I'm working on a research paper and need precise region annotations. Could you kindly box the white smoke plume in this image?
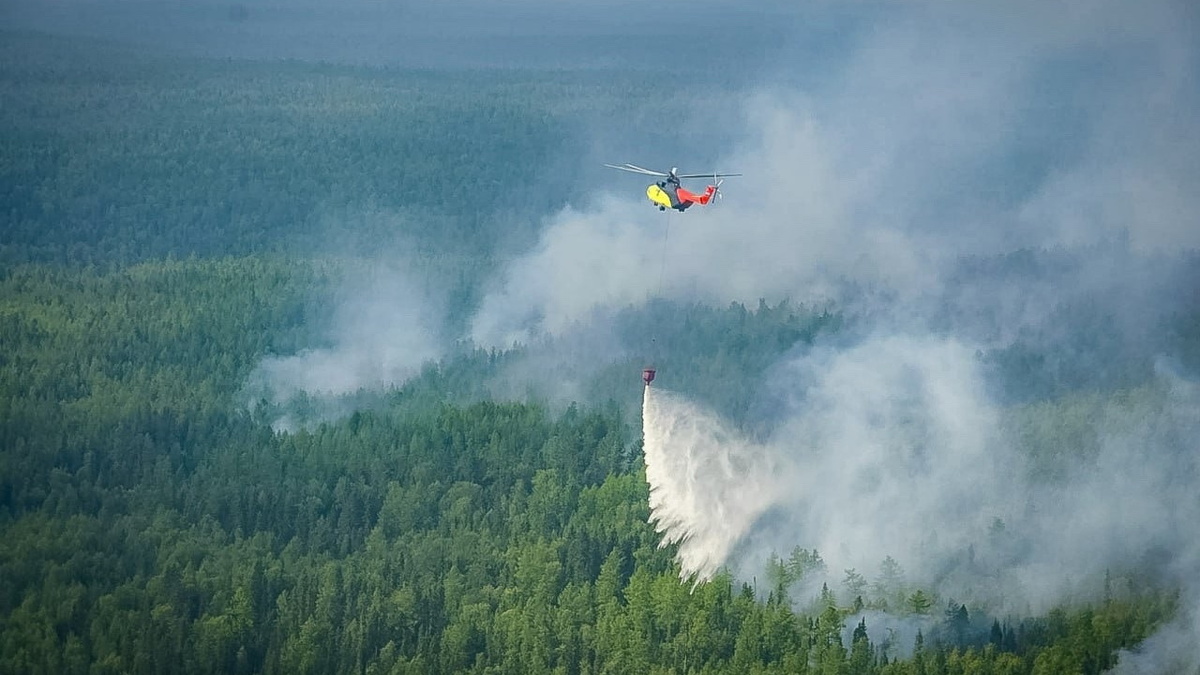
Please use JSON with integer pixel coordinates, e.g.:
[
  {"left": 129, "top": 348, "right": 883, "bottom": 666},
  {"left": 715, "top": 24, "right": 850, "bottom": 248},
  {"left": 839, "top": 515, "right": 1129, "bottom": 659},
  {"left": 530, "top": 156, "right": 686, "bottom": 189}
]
[
  {"left": 469, "top": 1, "right": 1197, "bottom": 351},
  {"left": 1112, "top": 595, "right": 1200, "bottom": 674},
  {"left": 244, "top": 261, "right": 444, "bottom": 429},
  {"left": 464, "top": 5, "right": 1199, "bottom": 663},
  {"left": 640, "top": 336, "right": 1014, "bottom": 585},
  {"left": 471, "top": 2, "right": 1198, "bottom": 664},
  {"left": 641, "top": 339, "right": 1200, "bottom": 666},
  {"left": 470, "top": 199, "right": 662, "bottom": 348},
  {"left": 760, "top": 337, "right": 1013, "bottom": 588}
]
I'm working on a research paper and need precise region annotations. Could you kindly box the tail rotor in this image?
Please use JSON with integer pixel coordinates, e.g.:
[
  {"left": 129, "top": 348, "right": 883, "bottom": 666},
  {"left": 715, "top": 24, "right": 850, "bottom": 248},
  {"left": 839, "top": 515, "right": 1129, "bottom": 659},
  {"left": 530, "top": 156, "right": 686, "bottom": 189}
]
[{"left": 710, "top": 175, "right": 725, "bottom": 204}]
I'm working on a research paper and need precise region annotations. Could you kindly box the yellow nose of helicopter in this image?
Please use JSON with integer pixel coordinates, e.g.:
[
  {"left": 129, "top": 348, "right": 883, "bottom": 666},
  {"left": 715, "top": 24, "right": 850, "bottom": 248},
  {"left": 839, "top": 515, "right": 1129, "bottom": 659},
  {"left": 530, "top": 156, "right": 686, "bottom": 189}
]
[{"left": 646, "top": 184, "right": 672, "bottom": 210}]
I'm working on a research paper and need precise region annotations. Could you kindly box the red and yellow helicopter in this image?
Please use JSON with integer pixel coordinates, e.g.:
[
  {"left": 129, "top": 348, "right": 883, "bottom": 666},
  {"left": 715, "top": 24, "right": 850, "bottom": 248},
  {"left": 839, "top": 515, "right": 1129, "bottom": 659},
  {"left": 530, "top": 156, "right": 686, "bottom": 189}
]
[{"left": 605, "top": 163, "right": 742, "bottom": 212}]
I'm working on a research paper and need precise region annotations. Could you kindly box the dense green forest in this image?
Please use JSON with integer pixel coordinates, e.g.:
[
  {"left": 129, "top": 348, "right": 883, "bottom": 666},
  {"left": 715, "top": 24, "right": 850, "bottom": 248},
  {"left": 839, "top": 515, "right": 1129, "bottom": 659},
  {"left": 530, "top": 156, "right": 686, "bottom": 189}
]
[
  {"left": 0, "top": 259, "right": 1181, "bottom": 674},
  {"left": 2, "top": 30, "right": 1197, "bottom": 674}
]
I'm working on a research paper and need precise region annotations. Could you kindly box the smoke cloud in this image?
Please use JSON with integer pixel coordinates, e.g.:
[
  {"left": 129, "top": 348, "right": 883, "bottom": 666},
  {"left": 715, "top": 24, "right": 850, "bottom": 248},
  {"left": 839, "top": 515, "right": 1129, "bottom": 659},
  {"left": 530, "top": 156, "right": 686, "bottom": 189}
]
[
  {"left": 642, "top": 342, "right": 1200, "bottom": 667},
  {"left": 470, "top": 199, "right": 662, "bottom": 348},
  {"left": 243, "top": 261, "right": 444, "bottom": 429},
  {"left": 640, "top": 335, "right": 1013, "bottom": 586},
  {"left": 591, "top": 1, "right": 1200, "bottom": 667},
  {"left": 470, "top": 1, "right": 1197, "bottom": 349},
  {"left": 1112, "top": 592, "right": 1200, "bottom": 674}
]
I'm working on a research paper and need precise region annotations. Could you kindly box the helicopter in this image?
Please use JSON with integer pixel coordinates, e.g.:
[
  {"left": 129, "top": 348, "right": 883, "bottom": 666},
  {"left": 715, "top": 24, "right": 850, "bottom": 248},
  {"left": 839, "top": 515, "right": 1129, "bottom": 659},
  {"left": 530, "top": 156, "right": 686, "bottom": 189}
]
[{"left": 605, "top": 163, "right": 742, "bottom": 212}]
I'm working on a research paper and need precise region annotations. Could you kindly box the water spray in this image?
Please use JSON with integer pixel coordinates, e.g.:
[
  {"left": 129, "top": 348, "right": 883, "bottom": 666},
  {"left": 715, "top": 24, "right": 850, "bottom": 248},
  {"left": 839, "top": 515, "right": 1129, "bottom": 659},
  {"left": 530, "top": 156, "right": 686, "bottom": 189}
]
[{"left": 641, "top": 385, "right": 780, "bottom": 583}]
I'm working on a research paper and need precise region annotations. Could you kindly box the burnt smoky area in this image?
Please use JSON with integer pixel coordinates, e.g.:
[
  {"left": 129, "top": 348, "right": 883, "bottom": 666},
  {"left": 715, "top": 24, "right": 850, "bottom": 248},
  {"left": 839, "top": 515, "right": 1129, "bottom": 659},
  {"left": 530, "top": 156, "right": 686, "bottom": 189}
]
[{"left": 928, "top": 245, "right": 1200, "bottom": 405}]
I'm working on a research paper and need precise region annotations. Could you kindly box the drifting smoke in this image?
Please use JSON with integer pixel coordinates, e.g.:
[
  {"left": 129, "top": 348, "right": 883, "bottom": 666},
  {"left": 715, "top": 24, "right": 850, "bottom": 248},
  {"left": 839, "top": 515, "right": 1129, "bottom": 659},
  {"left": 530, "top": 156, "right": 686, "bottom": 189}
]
[
  {"left": 641, "top": 338, "right": 1200, "bottom": 663},
  {"left": 618, "top": 9, "right": 1200, "bottom": 668},
  {"left": 243, "top": 262, "right": 444, "bottom": 430},
  {"left": 1112, "top": 594, "right": 1200, "bottom": 674},
  {"left": 758, "top": 337, "right": 1013, "bottom": 591},
  {"left": 470, "top": 199, "right": 663, "bottom": 348},
  {"left": 640, "top": 336, "right": 1014, "bottom": 586},
  {"left": 470, "top": 1, "right": 1198, "bottom": 352}
]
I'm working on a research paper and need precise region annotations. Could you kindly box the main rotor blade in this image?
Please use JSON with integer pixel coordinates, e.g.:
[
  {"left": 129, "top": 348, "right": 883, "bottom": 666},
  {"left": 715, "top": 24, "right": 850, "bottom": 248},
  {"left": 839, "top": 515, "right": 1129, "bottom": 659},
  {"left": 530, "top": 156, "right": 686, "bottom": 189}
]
[
  {"left": 675, "top": 172, "right": 743, "bottom": 179},
  {"left": 605, "top": 164, "right": 741, "bottom": 179},
  {"left": 604, "top": 163, "right": 670, "bottom": 177}
]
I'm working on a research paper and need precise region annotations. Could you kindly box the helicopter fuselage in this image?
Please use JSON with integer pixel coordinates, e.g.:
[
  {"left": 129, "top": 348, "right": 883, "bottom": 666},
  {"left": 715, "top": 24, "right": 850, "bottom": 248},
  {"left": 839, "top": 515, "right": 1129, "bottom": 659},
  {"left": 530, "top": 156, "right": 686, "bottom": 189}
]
[
  {"left": 604, "top": 163, "right": 737, "bottom": 211},
  {"left": 646, "top": 180, "right": 715, "bottom": 212}
]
